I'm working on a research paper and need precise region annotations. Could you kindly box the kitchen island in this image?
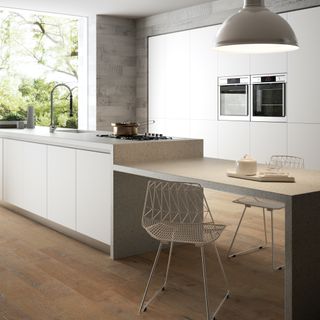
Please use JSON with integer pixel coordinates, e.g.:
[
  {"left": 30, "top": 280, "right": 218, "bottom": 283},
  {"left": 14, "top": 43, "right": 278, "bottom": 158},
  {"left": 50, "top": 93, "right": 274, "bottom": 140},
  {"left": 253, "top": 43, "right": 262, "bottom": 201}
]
[
  {"left": 114, "top": 157, "right": 320, "bottom": 320},
  {"left": 0, "top": 127, "right": 203, "bottom": 253}
]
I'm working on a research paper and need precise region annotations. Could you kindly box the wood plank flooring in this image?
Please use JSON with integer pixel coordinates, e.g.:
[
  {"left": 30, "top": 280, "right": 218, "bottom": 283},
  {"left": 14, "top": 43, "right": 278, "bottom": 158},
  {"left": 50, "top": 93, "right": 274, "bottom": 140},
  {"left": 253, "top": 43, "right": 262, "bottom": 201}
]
[{"left": 0, "top": 190, "right": 284, "bottom": 320}]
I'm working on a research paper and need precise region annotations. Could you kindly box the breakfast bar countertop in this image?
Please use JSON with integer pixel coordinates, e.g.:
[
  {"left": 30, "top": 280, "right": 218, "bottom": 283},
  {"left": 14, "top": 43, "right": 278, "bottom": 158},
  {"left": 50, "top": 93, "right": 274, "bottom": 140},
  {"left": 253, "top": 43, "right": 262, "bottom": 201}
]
[{"left": 114, "top": 157, "right": 320, "bottom": 198}]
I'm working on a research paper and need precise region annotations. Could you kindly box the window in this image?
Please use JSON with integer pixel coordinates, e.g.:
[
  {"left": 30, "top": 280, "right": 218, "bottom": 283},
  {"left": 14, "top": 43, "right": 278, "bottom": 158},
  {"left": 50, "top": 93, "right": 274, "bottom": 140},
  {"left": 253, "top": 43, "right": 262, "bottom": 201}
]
[{"left": 0, "top": 8, "right": 87, "bottom": 128}]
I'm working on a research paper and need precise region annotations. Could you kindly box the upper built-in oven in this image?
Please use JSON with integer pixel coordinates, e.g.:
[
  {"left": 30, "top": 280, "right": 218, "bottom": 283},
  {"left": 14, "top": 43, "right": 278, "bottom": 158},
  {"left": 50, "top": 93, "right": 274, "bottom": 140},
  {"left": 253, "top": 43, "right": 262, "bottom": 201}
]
[
  {"left": 251, "top": 74, "right": 287, "bottom": 122},
  {"left": 218, "top": 76, "right": 250, "bottom": 121}
]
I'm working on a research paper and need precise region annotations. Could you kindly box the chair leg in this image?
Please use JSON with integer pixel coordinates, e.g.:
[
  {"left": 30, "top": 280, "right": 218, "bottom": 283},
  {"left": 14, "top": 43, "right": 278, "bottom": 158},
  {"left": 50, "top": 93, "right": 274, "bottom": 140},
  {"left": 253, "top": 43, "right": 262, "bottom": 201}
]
[
  {"left": 262, "top": 208, "right": 268, "bottom": 245},
  {"left": 271, "top": 210, "right": 285, "bottom": 271},
  {"left": 162, "top": 241, "right": 174, "bottom": 290},
  {"left": 139, "top": 242, "right": 163, "bottom": 313},
  {"left": 212, "top": 243, "right": 230, "bottom": 319},
  {"left": 200, "top": 246, "right": 210, "bottom": 320},
  {"left": 228, "top": 205, "right": 267, "bottom": 258},
  {"left": 200, "top": 245, "right": 230, "bottom": 320},
  {"left": 227, "top": 205, "right": 247, "bottom": 258},
  {"left": 214, "top": 243, "right": 230, "bottom": 292}
]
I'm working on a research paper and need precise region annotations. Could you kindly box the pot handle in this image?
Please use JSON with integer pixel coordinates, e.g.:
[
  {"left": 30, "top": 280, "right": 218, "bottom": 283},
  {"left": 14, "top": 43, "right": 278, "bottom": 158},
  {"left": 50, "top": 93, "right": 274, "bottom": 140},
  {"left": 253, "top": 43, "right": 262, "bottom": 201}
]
[{"left": 138, "top": 120, "right": 155, "bottom": 127}]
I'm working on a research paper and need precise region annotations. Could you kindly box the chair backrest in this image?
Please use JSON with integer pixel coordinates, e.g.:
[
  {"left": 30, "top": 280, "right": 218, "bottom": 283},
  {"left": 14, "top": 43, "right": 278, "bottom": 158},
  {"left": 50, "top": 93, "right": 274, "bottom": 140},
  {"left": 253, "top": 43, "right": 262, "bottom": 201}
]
[
  {"left": 142, "top": 180, "right": 214, "bottom": 228},
  {"left": 269, "top": 155, "right": 304, "bottom": 169}
]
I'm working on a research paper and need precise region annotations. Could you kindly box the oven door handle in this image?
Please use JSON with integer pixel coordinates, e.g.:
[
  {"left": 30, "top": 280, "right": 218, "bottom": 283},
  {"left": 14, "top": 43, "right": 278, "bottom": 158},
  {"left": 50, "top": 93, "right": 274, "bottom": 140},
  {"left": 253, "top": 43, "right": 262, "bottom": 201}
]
[{"left": 282, "top": 83, "right": 286, "bottom": 117}]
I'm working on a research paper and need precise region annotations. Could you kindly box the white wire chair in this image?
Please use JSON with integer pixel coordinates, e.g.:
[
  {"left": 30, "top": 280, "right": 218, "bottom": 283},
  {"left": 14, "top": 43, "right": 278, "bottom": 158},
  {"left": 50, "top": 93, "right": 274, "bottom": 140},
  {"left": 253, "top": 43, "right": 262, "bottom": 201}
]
[
  {"left": 227, "top": 155, "right": 304, "bottom": 270},
  {"left": 139, "top": 180, "right": 230, "bottom": 320},
  {"left": 269, "top": 155, "right": 304, "bottom": 169}
]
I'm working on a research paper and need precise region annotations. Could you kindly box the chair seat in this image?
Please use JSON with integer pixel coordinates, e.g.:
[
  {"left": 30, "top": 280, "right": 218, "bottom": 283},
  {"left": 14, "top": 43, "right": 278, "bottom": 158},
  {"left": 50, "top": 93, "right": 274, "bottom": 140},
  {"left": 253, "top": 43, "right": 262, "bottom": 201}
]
[
  {"left": 233, "top": 196, "right": 285, "bottom": 210},
  {"left": 145, "top": 222, "right": 225, "bottom": 245}
]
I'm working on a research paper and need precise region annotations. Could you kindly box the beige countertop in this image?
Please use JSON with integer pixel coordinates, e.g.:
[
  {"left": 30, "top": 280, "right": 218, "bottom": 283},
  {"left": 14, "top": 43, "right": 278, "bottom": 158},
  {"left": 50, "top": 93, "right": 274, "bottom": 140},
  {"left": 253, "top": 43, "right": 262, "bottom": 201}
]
[{"left": 114, "top": 157, "right": 320, "bottom": 197}]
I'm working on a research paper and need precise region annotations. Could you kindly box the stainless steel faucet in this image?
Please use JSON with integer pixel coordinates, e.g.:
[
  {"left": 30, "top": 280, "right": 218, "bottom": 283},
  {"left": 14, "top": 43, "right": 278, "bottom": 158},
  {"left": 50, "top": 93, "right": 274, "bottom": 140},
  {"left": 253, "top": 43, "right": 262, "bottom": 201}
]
[{"left": 50, "top": 83, "right": 73, "bottom": 133}]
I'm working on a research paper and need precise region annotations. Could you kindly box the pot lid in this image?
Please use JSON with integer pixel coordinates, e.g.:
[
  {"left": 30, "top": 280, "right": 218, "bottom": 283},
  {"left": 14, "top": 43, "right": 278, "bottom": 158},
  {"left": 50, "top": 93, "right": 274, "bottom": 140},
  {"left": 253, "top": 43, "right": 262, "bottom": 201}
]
[
  {"left": 239, "top": 154, "right": 256, "bottom": 162},
  {"left": 111, "top": 122, "right": 139, "bottom": 127}
]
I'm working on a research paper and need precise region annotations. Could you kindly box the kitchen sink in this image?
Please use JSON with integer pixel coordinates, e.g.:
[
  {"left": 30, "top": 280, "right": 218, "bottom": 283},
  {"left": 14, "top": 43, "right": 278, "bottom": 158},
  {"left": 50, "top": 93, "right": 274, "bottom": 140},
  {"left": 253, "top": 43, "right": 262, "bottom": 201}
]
[{"left": 54, "top": 129, "right": 92, "bottom": 134}]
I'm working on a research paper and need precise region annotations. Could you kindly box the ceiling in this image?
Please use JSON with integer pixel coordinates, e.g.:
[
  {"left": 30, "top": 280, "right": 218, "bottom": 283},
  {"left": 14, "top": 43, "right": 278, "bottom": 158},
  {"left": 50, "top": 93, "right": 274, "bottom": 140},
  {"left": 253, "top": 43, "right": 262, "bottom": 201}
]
[{"left": 0, "top": 0, "right": 212, "bottom": 18}]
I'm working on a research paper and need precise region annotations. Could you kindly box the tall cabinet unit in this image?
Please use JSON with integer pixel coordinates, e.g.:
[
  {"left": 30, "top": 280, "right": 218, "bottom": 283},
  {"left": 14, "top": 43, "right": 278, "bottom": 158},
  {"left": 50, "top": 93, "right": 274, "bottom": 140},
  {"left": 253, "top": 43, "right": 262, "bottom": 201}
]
[
  {"left": 148, "top": 25, "right": 220, "bottom": 157},
  {"left": 287, "top": 7, "right": 320, "bottom": 169},
  {"left": 189, "top": 25, "right": 219, "bottom": 157},
  {"left": 148, "top": 30, "right": 190, "bottom": 138},
  {"left": 148, "top": 34, "right": 167, "bottom": 133},
  {"left": 76, "top": 150, "right": 112, "bottom": 245}
]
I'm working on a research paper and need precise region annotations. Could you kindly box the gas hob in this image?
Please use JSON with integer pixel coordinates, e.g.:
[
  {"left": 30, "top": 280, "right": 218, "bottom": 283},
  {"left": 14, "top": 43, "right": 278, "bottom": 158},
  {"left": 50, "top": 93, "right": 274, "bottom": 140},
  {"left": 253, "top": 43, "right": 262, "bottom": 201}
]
[{"left": 96, "top": 133, "right": 172, "bottom": 141}]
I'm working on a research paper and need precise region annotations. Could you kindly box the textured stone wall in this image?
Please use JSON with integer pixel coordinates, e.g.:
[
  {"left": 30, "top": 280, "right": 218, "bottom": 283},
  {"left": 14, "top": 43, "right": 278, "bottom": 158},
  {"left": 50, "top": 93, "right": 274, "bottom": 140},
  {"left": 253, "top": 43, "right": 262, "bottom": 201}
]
[
  {"left": 135, "top": 0, "right": 320, "bottom": 123},
  {"left": 96, "top": 16, "right": 136, "bottom": 131}
]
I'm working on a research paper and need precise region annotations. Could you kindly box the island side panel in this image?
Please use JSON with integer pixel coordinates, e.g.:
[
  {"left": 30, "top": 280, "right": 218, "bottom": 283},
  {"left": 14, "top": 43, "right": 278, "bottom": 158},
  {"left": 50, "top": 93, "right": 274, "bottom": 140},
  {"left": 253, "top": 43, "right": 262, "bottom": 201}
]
[
  {"left": 289, "top": 191, "right": 320, "bottom": 319},
  {"left": 112, "top": 171, "right": 158, "bottom": 259},
  {"left": 113, "top": 139, "right": 203, "bottom": 165}
]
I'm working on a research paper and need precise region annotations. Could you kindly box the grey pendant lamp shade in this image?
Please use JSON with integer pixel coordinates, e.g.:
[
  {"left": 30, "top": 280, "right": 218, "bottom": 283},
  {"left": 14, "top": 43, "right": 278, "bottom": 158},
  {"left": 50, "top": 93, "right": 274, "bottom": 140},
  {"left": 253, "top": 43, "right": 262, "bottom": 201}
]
[{"left": 215, "top": 0, "right": 299, "bottom": 53}]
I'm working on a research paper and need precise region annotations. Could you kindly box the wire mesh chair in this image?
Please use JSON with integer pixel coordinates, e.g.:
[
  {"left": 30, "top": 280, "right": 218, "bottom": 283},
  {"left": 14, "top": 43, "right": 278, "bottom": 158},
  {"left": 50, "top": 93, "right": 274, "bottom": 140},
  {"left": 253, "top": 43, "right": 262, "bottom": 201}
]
[
  {"left": 227, "top": 155, "right": 304, "bottom": 270},
  {"left": 139, "top": 180, "right": 230, "bottom": 320},
  {"left": 269, "top": 155, "right": 304, "bottom": 169}
]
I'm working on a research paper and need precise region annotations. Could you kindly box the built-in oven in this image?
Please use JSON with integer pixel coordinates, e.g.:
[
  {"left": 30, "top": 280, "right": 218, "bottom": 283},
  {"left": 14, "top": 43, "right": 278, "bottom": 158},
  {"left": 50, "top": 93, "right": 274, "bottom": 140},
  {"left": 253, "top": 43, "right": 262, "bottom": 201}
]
[
  {"left": 251, "top": 74, "right": 287, "bottom": 122},
  {"left": 218, "top": 76, "right": 250, "bottom": 121}
]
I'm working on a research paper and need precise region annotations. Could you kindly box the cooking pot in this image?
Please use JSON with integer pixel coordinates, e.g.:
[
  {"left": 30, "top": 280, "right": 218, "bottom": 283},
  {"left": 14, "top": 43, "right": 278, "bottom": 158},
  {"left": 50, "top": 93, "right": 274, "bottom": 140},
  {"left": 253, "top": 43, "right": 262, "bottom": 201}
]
[
  {"left": 111, "top": 121, "right": 155, "bottom": 136},
  {"left": 111, "top": 122, "right": 139, "bottom": 136}
]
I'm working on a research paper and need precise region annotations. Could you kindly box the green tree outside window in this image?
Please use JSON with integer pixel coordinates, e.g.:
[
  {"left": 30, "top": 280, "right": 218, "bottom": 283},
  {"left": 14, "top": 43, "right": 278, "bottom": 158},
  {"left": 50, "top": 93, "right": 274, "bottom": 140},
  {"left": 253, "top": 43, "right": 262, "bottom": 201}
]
[{"left": 0, "top": 9, "right": 79, "bottom": 128}]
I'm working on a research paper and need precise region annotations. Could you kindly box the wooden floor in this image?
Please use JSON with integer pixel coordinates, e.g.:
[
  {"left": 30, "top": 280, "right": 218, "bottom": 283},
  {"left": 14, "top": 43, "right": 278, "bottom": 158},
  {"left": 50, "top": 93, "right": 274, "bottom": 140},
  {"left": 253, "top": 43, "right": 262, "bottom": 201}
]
[{"left": 0, "top": 190, "right": 284, "bottom": 320}]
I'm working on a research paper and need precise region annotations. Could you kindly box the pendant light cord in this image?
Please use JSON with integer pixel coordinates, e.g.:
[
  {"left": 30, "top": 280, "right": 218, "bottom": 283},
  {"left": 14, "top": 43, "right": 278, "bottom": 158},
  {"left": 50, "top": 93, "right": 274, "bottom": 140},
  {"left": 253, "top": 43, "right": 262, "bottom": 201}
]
[{"left": 244, "top": 0, "right": 265, "bottom": 7}]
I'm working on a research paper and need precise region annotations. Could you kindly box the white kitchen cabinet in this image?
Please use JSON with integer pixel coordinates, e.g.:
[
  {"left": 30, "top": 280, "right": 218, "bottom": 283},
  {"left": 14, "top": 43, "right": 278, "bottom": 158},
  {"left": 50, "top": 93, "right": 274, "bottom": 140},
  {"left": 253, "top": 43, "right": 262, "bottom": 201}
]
[
  {"left": 190, "top": 120, "right": 218, "bottom": 158},
  {"left": 250, "top": 122, "right": 287, "bottom": 164},
  {"left": 76, "top": 150, "right": 112, "bottom": 244},
  {"left": 218, "top": 121, "right": 250, "bottom": 160},
  {"left": 47, "top": 146, "right": 76, "bottom": 230},
  {"left": 217, "top": 32, "right": 250, "bottom": 76},
  {"left": 250, "top": 14, "right": 288, "bottom": 75},
  {"left": 3, "top": 139, "right": 47, "bottom": 216},
  {"left": 288, "top": 123, "right": 320, "bottom": 170},
  {"left": 165, "top": 119, "right": 190, "bottom": 138},
  {"left": 165, "top": 30, "right": 190, "bottom": 120},
  {"left": 288, "top": 7, "right": 320, "bottom": 123},
  {"left": 3, "top": 139, "right": 24, "bottom": 208},
  {"left": 148, "top": 35, "right": 166, "bottom": 120},
  {"left": 190, "top": 25, "right": 219, "bottom": 121},
  {"left": 22, "top": 142, "right": 47, "bottom": 217},
  {"left": 250, "top": 50, "right": 287, "bottom": 75}
]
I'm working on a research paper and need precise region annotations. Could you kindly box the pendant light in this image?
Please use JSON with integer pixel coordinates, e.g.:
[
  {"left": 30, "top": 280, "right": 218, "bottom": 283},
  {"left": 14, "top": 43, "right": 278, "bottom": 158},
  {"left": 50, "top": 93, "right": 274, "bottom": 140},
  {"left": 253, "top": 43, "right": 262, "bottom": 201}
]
[{"left": 215, "top": 0, "right": 299, "bottom": 53}]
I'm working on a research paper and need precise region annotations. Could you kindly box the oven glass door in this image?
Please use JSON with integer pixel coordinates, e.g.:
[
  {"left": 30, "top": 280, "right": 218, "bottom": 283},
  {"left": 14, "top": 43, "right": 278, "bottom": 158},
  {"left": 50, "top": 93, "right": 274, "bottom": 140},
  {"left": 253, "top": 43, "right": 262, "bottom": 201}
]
[
  {"left": 220, "top": 85, "right": 248, "bottom": 116},
  {"left": 252, "top": 83, "right": 285, "bottom": 117}
]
